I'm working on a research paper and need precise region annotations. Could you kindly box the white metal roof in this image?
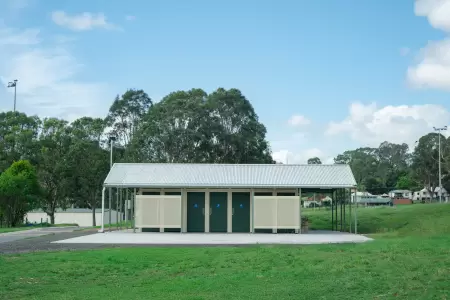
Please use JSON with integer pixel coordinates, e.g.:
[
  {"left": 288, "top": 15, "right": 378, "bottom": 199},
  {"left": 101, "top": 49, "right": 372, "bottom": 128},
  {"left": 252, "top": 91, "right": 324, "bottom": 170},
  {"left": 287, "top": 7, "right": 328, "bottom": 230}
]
[{"left": 104, "top": 163, "right": 357, "bottom": 188}]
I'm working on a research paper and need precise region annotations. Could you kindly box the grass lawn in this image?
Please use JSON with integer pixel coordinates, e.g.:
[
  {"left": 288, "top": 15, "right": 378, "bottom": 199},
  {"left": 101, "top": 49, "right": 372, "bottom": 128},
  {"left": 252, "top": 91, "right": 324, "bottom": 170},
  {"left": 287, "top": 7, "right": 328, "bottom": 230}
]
[
  {"left": 0, "top": 223, "right": 78, "bottom": 234},
  {"left": 0, "top": 227, "right": 33, "bottom": 234},
  {"left": 305, "top": 203, "right": 450, "bottom": 237},
  {"left": 1, "top": 204, "right": 450, "bottom": 299}
]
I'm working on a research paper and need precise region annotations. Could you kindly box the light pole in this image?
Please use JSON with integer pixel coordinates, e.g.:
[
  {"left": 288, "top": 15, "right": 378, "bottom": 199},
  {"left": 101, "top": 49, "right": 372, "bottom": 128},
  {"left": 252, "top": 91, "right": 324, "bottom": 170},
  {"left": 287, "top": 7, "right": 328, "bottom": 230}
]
[
  {"left": 108, "top": 135, "right": 117, "bottom": 231},
  {"left": 433, "top": 126, "right": 447, "bottom": 203},
  {"left": 7, "top": 79, "right": 18, "bottom": 112}
]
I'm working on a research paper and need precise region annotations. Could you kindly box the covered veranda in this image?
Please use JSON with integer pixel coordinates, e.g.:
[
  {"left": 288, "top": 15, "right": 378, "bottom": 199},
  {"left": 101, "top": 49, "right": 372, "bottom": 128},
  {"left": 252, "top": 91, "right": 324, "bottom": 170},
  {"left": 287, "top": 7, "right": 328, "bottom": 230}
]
[{"left": 99, "top": 163, "right": 358, "bottom": 235}]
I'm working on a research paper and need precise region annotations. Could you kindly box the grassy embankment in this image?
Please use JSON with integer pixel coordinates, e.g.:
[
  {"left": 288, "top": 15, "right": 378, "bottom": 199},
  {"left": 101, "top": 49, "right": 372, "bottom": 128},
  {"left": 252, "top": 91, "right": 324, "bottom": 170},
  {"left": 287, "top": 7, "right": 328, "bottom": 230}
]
[{"left": 1, "top": 204, "right": 450, "bottom": 299}]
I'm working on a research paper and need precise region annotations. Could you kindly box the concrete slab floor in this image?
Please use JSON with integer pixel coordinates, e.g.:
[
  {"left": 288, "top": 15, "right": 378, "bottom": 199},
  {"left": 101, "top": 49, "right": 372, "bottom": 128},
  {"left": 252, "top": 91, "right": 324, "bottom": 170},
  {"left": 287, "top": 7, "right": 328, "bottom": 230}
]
[{"left": 53, "top": 231, "right": 372, "bottom": 245}]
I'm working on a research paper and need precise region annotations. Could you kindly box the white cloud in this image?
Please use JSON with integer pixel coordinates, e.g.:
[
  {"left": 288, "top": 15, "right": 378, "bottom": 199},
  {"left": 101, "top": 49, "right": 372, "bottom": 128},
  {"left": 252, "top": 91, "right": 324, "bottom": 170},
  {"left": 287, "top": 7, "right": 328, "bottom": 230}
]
[
  {"left": 325, "top": 102, "right": 450, "bottom": 148},
  {"left": 272, "top": 148, "right": 326, "bottom": 164},
  {"left": 408, "top": 1, "right": 450, "bottom": 90},
  {"left": 407, "top": 39, "right": 450, "bottom": 90},
  {"left": 287, "top": 114, "right": 310, "bottom": 126},
  {"left": 125, "top": 15, "right": 136, "bottom": 21},
  {"left": 0, "top": 25, "right": 110, "bottom": 121},
  {"left": 415, "top": 0, "right": 450, "bottom": 32},
  {"left": 51, "top": 11, "right": 120, "bottom": 31}
]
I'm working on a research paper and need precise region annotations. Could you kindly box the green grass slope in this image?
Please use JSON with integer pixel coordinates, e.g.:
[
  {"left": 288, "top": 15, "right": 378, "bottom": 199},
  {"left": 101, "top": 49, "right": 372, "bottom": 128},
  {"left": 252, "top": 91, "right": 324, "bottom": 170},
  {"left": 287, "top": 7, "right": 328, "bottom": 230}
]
[{"left": 305, "top": 203, "right": 450, "bottom": 237}]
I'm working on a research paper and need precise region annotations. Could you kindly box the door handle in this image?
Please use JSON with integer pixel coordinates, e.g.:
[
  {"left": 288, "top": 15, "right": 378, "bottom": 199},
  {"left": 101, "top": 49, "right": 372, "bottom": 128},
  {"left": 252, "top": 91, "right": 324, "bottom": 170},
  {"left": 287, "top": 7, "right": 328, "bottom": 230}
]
[
  {"left": 232, "top": 208, "right": 235, "bottom": 215},
  {"left": 209, "top": 208, "right": 212, "bottom": 215},
  {"left": 202, "top": 208, "right": 205, "bottom": 215}
]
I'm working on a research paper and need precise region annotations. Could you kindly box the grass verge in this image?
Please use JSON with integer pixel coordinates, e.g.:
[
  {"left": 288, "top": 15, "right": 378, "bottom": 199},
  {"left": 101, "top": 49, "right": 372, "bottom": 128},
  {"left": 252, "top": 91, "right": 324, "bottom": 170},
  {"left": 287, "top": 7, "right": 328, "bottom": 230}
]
[
  {"left": 0, "top": 227, "right": 33, "bottom": 234},
  {"left": 0, "top": 223, "right": 78, "bottom": 234}
]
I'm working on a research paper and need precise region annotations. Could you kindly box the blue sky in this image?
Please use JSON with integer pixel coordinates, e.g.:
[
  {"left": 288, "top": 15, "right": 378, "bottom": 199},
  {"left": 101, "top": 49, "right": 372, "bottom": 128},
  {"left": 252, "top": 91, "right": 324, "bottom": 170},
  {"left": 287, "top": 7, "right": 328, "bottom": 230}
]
[{"left": 1, "top": 0, "right": 450, "bottom": 163}]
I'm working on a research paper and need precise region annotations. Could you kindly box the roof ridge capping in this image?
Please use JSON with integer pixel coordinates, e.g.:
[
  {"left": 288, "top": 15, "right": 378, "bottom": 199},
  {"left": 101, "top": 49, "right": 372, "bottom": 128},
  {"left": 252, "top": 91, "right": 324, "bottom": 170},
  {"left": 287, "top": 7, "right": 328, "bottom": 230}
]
[{"left": 112, "top": 163, "right": 348, "bottom": 167}]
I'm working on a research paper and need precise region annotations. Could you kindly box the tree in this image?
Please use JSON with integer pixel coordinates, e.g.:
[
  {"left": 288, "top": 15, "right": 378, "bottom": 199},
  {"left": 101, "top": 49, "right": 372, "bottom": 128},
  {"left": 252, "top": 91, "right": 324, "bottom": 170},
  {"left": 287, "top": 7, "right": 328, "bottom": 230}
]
[
  {"left": 105, "top": 89, "right": 152, "bottom": 146},
  {"left": 37, "top": 118, "right": 73, "bottom": 224},
  {"left": 0, "top": 112, "right": 40, "bottom": 172},
  {"left": 0, "top": 160, "right": 41, "bottom": 227},
  {"left": 396, "top": 174, "right": 419, "bottom": 191},
  {"left": 411, "top": 133, "right": 441, "bottom": 201},
  {"left": 334, "top": 142, "right": 413, "bottom": 194},
  {"left": 206, "top": 88, "right": 274, "bottom": 163},
  {"left": 334, "top": 148, "right": 379, "bottom": 188},
  {"left": 127, "top": 89, "right": 209, "bottom": 163},
  {"left": 307, "top": 157, "right": 322, "bottom": 164},
  {"left": 67, "top": 117, "right": 110, "bottom": 226},
  {"left": 71, "top": 117, "right": 106, "bottom": 146},
  {"left": 362, "top": 176, "right": 384, "bottom": 194},
  {"left": 128, "top": 88, "right": 274, "bottom": 164},
  {"left": 377, "top": 141, "right": 411, "bottom": 189}
]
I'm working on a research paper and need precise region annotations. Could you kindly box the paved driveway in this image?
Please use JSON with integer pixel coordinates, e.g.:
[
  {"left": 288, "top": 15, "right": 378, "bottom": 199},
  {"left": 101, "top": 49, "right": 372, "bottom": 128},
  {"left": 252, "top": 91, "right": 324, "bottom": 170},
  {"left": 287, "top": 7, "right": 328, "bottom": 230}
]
[
  {"left": 0, "top": 227, "right": 80, "bottom": 244},
  {"left": 0, "top": 228, "right": 119, "bottom": 254}
]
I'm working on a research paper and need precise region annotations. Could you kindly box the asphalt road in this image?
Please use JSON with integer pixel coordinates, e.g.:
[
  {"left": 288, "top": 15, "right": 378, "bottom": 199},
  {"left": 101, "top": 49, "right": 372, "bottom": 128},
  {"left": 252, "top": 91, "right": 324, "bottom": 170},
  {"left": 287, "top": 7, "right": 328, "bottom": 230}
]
[
  {"left": 0, "top": 228, "right": 125, "bottom": 254},
  {"left": 0, "top": 227, "right": 80, "bottom": 244}
]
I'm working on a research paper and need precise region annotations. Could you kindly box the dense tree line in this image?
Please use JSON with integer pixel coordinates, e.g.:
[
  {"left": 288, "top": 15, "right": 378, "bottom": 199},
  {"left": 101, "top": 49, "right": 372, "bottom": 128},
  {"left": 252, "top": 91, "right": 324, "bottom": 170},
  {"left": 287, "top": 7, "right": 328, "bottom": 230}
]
[
  {"left": 327, "top": 137, "right": 450, "bottom": 198},
  {"left": 1, "top": 86, "right": 448, "bottom": 226},
  {"left": 0, "top": 88, "right": 274, "bottom": 227}
]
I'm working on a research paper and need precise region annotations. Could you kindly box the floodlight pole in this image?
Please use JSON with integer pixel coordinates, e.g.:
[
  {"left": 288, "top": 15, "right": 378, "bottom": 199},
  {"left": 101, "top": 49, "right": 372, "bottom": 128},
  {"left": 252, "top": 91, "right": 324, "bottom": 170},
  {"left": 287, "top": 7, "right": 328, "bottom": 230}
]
[
  {"left": 7, "top": 79, "right": 18, "bottom": 112},
  {"left": 434, "top": 126, "right": 447, "bottom": 203}
]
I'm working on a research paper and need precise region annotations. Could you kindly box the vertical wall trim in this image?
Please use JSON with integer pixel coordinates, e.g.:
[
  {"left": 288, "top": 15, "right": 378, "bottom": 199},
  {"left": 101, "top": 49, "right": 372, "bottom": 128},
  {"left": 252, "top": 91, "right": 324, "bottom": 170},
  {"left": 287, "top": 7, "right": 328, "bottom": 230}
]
[
  {"left": 133, "top": 188, "right": 136, "bottom": 233},
  {"left": 205, "top": 189, "right": 210, "bottom": 233},
  {"left": 182, "top": 189, "right": 187, "bottom": 232},
  {"left": 227, "top": 189, "right": 232, "bottom": 232},
  {"left": 299, "top": 188, "right": 302, "bottom": 234},
  {"left": 272, "top": 189, "right": 276, "bottom": 233},
  {"left": 160, "top": 189, "right": 165, "bottom": 232},
  {"left": 251, "top": 188, "right": 254, "bottom": 233}
]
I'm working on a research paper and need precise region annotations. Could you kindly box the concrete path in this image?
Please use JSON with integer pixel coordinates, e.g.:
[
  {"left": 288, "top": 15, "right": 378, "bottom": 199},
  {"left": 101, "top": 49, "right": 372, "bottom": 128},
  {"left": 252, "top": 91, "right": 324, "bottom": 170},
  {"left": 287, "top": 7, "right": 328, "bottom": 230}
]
[
  {"left": 54, "top": 231, "right": 372, "bottom": 245},
  {"left": 0, "top": 227, "right": 80, "bottom": 244}
]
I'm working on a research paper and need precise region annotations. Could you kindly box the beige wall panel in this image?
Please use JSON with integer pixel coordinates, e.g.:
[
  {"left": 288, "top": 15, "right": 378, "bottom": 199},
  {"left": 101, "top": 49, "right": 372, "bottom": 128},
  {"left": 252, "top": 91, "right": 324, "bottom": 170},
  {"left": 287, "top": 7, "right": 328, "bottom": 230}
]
[
  {"left": 135, "top": 195, "right": 159, "bottom": 227},
  {"left": 161, "top": 196, "right": 182, "bottom": 228},
  {"left": 276, "top": 196, "right": 300, "bottom": 229},
  {"left": 253, "top": 196, "right": 277, "bottom": 229}
]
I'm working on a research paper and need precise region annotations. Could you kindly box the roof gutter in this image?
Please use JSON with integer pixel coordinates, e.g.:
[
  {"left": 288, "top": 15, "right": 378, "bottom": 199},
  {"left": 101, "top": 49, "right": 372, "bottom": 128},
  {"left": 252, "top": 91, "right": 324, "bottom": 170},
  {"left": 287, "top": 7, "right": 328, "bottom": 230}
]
[{"left": 103, "top": 184, "right": 357, "bottom": 189}]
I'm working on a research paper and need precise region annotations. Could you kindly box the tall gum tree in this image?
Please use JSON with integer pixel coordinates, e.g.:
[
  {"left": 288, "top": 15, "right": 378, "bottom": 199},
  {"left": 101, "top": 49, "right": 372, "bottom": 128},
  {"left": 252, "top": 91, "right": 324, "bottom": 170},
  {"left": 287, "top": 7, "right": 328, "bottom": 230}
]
[
  {"left": 127, "top": 88, "right": 274, "bottom": 164},
  {"left": 105, "top": 89, "right": 153, "bottom": 146},
  {"left": 37, "top": 118, "right": 72, "bottom": 224},
  {"left": 67, "top": 117, "right": 110, "bottom": 226},
  {"left": 411, "top": 133, "right": 441, "bottom": 201}
]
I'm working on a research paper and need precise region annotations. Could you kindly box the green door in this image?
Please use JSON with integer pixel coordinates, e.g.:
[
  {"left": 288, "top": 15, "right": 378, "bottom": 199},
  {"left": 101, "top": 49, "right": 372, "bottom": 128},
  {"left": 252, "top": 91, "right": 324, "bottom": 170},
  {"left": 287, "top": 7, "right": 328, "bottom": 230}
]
[
  {"left": 187, "top": 192, "right": 205, "bottom": 232},
  {"left": 232, "top": 192, "right": 250, "bottom": 232},
  {"left": 209, "top": 192, "right": 228, "bottom": 232}
]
